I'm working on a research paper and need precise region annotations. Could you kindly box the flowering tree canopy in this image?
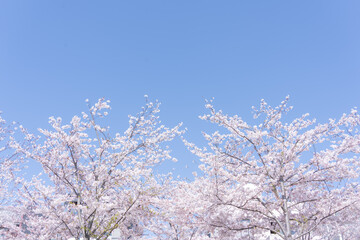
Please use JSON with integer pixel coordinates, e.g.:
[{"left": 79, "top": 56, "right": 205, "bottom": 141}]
[
  {"left": 14, "top": 98, "right": 182, "bottom": 240},
  {"left": 176, "top": 97, "right": 360, "bottom": 240},
  {"left": 1, "top": 97, "right": 360, "bottom": 240},
  {"left": 0, "top": 114, "right": 27, "bottom": 237}
]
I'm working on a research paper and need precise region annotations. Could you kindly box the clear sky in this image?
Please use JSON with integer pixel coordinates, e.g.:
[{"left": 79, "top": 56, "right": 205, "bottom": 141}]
[{"left": 1, "top": 1, "right": 360, "bottom": 178}]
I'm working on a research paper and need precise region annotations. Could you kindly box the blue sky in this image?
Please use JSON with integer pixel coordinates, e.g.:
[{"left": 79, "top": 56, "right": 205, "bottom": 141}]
[{"left": 1, "top": 1, "right": 360, "bottom": 178}]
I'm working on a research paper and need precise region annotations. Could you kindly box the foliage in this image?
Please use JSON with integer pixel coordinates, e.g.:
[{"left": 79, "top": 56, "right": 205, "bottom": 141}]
[
  {"left": 168, "top": 97, "right": 360, "bottom": 240},
  {"left": 1, "top": 97, "right": 360, "bottom": 240},
  {"left": 12, "top": 98, "right": 182, "bottom": 240}
]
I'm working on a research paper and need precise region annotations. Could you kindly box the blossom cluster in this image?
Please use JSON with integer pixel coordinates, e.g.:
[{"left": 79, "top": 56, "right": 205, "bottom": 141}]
[{"left": 0, "top": 97, "right": 359, "bottom": 240}]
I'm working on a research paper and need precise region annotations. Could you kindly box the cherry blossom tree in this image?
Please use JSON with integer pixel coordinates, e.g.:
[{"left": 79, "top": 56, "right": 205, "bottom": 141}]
[
  {"left": 178, "top": 97, "right": 360, "bottom": 240},
  {"left": 0, "top": 114, "right": 16, "bottom": 203},
  {"left": 143, "top": 179, "right": 210, "bottom": 240},
  {"left": 0, "top": 114, "right": 27, "bottom": 238},
  {"left": 14, "top": 98, "right": 182, "bottom": 240},
  {"left": 316, "top": 202, "right": 360, "bottom": 240}
]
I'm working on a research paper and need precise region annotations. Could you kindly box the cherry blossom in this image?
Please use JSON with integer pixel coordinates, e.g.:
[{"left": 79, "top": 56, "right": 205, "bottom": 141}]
[
  {"left": 175, "top": 97, "right": 360, "bottom": 240},
  {"left": 14, "top": 98, "right": 182, "bottom": 240}
]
